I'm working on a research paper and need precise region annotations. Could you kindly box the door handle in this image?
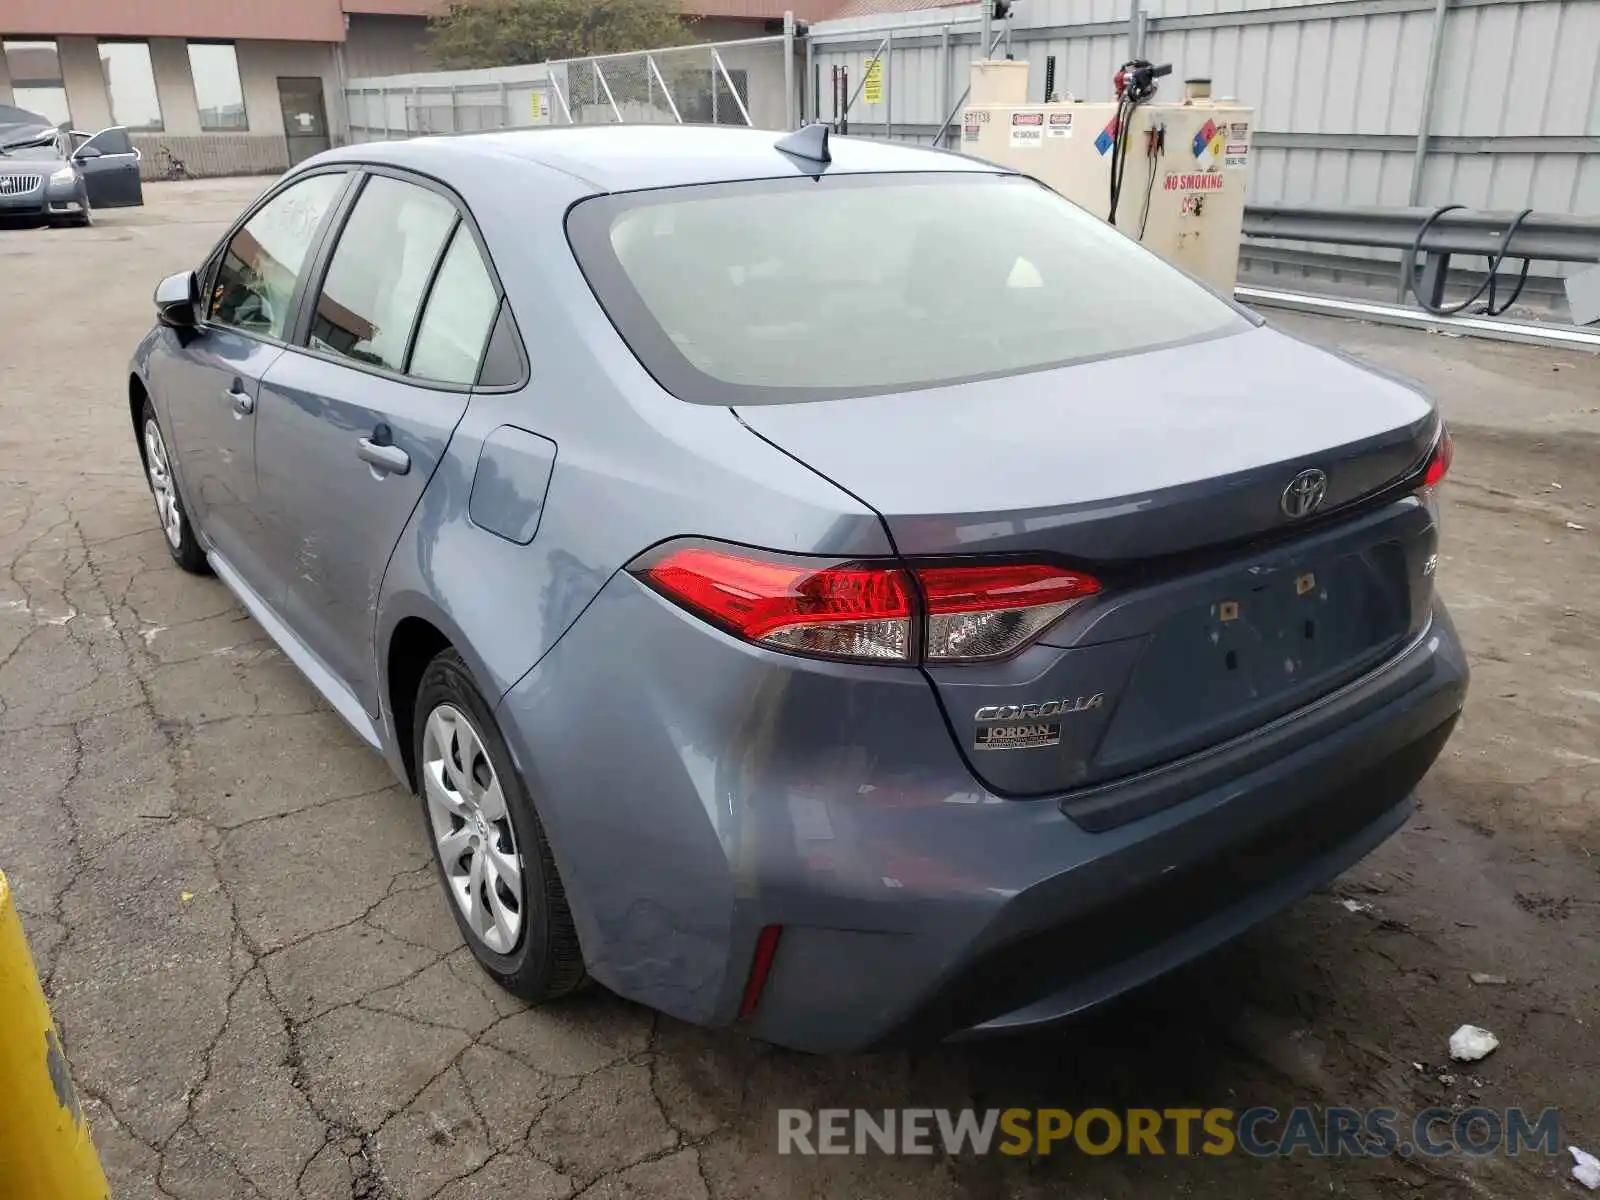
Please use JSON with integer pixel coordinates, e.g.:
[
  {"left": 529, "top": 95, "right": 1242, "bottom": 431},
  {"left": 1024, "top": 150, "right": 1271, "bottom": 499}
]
[
  {"left": 357, "top": 436, "right": 410, "bottom": 476},
  {"left": 223, "top": 387, "right": 254, "bottom": 416}
]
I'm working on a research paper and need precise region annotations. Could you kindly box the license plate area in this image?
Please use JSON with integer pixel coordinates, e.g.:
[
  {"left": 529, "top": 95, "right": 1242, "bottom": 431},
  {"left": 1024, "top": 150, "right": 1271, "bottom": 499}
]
[{"left": 1093, "top": 544, "right": 1411, "bottom": 775}]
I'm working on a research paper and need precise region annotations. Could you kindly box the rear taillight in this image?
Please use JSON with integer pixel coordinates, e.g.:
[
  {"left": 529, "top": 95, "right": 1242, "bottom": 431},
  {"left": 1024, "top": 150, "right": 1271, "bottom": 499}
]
[
  {"left": 919, "top": 563, "right": 1100, "bottom": 661},
  {"left": 635, "top": 543, "right": 1099, "bottom": 665},
  {"left": 641, "top": 546, "right": 913, "bottom": 661},
  {"left": 1424, "top": 426, "right": 1453, "bottom": 488}
]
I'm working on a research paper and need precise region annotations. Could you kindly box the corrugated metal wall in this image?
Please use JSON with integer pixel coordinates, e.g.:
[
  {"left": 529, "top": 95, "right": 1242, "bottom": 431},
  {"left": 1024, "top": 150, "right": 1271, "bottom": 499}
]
[
  {"left": 336, "top": 0, "right": 1596, "bottom": 304},
  {"left": 807, "top": 0, "right": 1600, "bottom": 298},
  {"left": 810, "top": 0, "right": 1600, "bottom": 216}
]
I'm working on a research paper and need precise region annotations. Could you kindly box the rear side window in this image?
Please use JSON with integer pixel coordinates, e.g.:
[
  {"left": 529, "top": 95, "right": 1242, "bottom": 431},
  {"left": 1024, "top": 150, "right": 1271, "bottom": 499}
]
[
  {"left": 567, "top": 172, "right": 1248, "bottom": 404},
  {"left": 409, "top": 226, "right": 499, "bottom": 385},
  {"left": 309, "top": 175, "right": 456, "bottom": 372},
  {"left": 209, "top": 172, "right": 345, "bottom": 340}
]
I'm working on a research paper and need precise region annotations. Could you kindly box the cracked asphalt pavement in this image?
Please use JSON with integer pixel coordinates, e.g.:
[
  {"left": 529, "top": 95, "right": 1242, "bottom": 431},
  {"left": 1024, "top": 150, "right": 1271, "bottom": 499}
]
[{"left": 1, "top": 180, "right": 1597, "bottom": 1200}]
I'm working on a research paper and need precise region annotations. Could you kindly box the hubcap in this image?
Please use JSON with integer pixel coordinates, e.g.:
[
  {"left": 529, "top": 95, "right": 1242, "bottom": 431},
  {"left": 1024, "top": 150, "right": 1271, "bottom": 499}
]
[
  {"left": 422, "top": 704, "right": 525, "bottom": 954},
  {"left": 143, "top": 419, "right": 183, "bottom": 550}
]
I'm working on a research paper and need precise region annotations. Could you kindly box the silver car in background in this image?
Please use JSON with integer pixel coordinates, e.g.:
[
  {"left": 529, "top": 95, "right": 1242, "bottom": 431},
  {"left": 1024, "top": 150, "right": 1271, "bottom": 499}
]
[{"left": 0, "top": 111, "right": 143, "bottom": 225}]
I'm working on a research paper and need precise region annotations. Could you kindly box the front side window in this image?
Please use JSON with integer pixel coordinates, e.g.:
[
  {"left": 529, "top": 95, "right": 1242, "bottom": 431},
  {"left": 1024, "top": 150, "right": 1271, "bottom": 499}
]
[
  {"left": 567, "top": 172, "right": 1249, "bottom": 405},
  {"left": 79, "top": 126, "right": 134, "bottom": 157},
  {"left": 308, "top": 176, "right": 456, "bottom": 372},
  {"left": 98, "top": 41, "right": 163, "bottom": 130},
  {"left": 209, "top": 173, "right": 346, "bottom": 340},
  {"left": 3, "top": 40, "right": 70, "bottom": 128},
  {"left": 409, "top": 228, "right": 499, "bottom": 385},
  {"left": 188, "top": 43, "right": 248, "bottom": 132}
]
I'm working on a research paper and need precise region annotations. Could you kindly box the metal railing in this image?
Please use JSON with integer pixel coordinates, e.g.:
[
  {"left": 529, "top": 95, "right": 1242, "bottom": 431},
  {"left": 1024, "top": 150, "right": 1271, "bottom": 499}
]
[
  {"left": 1240, "top": 202, "right": 1600, "bottom": 343},
  {"left": 1243, "top": 206, "right": 1600, "bottom": 266},
  {"left": 344, "top": 24, "right": 798, "bottom": 144},
  {"left": 1242, "top": 204, "right": 1600, "bottom": 312}
]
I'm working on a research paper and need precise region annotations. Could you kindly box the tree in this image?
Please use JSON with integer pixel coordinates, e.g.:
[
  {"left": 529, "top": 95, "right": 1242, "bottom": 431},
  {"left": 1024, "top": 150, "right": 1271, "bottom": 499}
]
[{"left": 427, "top": 0, "right": 698, "bottom": 69}]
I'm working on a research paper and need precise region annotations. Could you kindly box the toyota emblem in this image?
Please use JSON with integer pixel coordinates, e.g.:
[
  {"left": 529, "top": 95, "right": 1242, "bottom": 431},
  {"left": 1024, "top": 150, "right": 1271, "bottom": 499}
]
[{"left": 1280, "top": 469, "right": 1328, "bottom": 519}]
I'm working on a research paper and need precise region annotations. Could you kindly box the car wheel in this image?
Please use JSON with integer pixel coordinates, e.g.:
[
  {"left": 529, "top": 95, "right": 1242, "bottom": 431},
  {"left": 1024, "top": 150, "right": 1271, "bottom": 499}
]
[
  {"left": 140, "top": 399, "right": 208, "bottom": 574},
  {"left": 75, "top": 201, "right": 92, "bottom": 227},
  {"left": 414, "top": 650, "right": 586, "bottom": 1002}
]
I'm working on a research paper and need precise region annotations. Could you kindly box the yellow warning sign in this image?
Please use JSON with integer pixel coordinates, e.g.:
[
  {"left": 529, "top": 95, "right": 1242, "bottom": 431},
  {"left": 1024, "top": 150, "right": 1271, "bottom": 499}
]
[
  {"left": 862, "top": 56, "right": 883, "bottom": 104},
  {"left": 530, "top": 90, "right": 544, "bottom": 120}
]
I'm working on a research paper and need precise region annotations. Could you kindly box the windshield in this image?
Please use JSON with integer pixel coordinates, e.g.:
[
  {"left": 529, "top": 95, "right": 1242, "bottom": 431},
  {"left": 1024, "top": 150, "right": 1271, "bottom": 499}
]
[
  {"left": 566, "top": 172, "right": 1249, "bottom": 405},
  {"left": 0, "top": 134, "right": 60, "bottom": 160}
]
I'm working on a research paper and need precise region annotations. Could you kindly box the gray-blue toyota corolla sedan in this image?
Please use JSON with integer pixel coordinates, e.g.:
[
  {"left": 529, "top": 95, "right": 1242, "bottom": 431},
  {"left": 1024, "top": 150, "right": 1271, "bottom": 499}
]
[{"left": 128, "top": 124, "right": 1467, "bottom": 1053}]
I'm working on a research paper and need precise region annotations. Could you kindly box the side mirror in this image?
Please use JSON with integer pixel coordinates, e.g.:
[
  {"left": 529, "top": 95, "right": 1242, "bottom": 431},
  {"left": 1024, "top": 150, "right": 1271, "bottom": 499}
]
[
  {"left": 154, "top": 271, "right": 199, "bottom": 330},
  {"left": 73, "top": 145, "right": 102, "bottom": 160}
]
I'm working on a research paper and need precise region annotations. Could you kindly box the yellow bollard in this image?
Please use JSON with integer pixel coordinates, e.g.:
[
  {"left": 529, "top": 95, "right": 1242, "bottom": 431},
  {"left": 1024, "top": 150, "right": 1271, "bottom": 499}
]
[{"left": 0, "top": 871, "right": 110, "bottom": 1200}]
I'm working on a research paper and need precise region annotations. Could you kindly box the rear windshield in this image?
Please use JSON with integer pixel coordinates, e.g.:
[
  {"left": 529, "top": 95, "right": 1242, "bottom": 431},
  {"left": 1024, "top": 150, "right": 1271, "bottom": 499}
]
[{"left": 566, "top": 171, "right": 1249, "bottom": 405}]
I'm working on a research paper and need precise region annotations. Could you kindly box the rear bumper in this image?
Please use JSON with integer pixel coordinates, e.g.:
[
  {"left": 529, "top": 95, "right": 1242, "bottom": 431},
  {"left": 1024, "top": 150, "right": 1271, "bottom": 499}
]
[
  {"left": 495, "top": 577, "right": 1467, "bottom": 1054},
  {"left": 910, "top": 710, "right": 1450, "bottom": 1043}
]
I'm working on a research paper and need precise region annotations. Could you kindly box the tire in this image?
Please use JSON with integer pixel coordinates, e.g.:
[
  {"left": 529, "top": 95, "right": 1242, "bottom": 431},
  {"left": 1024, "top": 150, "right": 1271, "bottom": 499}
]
[
  {"left": 140, "top": 399, "right": 209, "bottom": 574},
  {"left": 413, "top": 650, "right": 586, "bottom": 1002}
]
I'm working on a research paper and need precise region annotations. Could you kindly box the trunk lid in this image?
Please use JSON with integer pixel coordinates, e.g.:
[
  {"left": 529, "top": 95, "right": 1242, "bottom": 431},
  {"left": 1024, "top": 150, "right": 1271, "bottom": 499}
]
[
  {"left": 736, "top": 325, "right": 1441, "bottom": 802},
  {"left": 735, "top": 326, "right": 1435, "bottom": 561}
]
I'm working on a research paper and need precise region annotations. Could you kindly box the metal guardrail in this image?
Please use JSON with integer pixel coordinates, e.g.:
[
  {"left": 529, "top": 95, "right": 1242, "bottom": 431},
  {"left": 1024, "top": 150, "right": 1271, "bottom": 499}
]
[
  {"left": 1242, "top": 203, "right": 1600, "bottom": 318},
  {"left": 1242, "top": 205, "right": 1600, "bottom": 265},
  {"left": 1237, "top": 203, "right": 1600, "bottom": 346}
]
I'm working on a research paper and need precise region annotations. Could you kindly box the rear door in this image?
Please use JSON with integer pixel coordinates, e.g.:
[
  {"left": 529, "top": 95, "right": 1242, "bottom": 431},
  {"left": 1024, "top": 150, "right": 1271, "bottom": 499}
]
[
  {"left": 156, "top": 168, "right": 350, "bottom": 598},
  {"left": 73, "top": 126, "right": 143, "bottom": 206},
  {"left": 253, "top": 169, "right": 500, "bottom": 713}
]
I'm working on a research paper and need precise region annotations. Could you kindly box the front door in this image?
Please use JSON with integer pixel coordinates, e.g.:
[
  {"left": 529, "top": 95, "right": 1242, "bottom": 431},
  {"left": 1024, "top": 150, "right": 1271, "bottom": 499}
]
[
  {"left": 74, "top": 126, "right": 143, "bottom": 206},
  {"left": 159, "top": 169, "right": 350, "bottom": 600},
  {"left": 277, "top": 78, "right": 331, "bottom": 166},
  {"left": 254, "top": 173, "right": 486, "bottom": 710}
]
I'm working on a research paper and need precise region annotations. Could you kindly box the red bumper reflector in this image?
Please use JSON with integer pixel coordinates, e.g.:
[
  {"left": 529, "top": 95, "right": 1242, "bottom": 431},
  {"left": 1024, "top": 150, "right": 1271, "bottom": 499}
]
[{"left": 739, "top": 924, "right": 783, "bottom": 1019}]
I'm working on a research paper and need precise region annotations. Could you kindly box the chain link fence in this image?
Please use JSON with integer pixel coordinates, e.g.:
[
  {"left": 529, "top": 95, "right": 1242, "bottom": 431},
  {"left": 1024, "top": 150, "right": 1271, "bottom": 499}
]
[{"left": 344, "top": 34, "right": 795, "bottom": 143}]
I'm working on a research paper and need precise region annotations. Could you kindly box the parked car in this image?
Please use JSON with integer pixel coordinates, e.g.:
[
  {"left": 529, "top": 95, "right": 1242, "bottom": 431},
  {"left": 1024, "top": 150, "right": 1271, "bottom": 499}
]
[
  {"left": 0, "top": 118, "right": 143, "bottom": 226},
  {"left": 127, "top": 125, "right": 1468, "bottom": 1053}
]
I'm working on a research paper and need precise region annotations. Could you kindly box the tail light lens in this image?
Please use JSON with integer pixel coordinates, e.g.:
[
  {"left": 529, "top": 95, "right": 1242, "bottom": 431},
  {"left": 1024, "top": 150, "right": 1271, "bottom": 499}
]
[
  {"left": 635, "top": 543, "right": 1099, "bottom": 665},
  {"left": 1423, "top": 425, "right": 1453, "bottom": 488},
  {"left": 640, "top": 546, "right": 913, "bottom": 661},
  {"left": 919, "top": 563, "right": 1100, "bottom": 661}
]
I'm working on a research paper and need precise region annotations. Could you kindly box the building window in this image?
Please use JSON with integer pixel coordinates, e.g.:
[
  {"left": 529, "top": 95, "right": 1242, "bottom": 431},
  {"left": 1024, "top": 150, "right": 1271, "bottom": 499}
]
[
  {"left": 187, "top": 43, "right": 248, "bottom": 132},
  {"left": 3, "top": 40, "right": 70, "bottom": 128},
  {"left": 98, "top": 41, "right": 163, "bottom": 130}
]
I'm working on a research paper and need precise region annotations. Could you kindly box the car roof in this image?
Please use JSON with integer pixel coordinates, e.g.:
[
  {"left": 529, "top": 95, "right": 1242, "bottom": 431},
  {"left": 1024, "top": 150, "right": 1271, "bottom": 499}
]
[{"left": 319, "top": 123, "right": 1006, "bottom": 194}]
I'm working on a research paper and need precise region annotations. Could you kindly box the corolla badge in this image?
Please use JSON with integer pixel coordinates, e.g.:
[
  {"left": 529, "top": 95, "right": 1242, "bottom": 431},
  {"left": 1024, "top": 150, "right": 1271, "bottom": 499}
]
[
  {"left": 1280, "top": 469, "right": 1328, "bottom": 519},
  {"left": 974, "top": 695, "right": 1104, "bottom": 722}
]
